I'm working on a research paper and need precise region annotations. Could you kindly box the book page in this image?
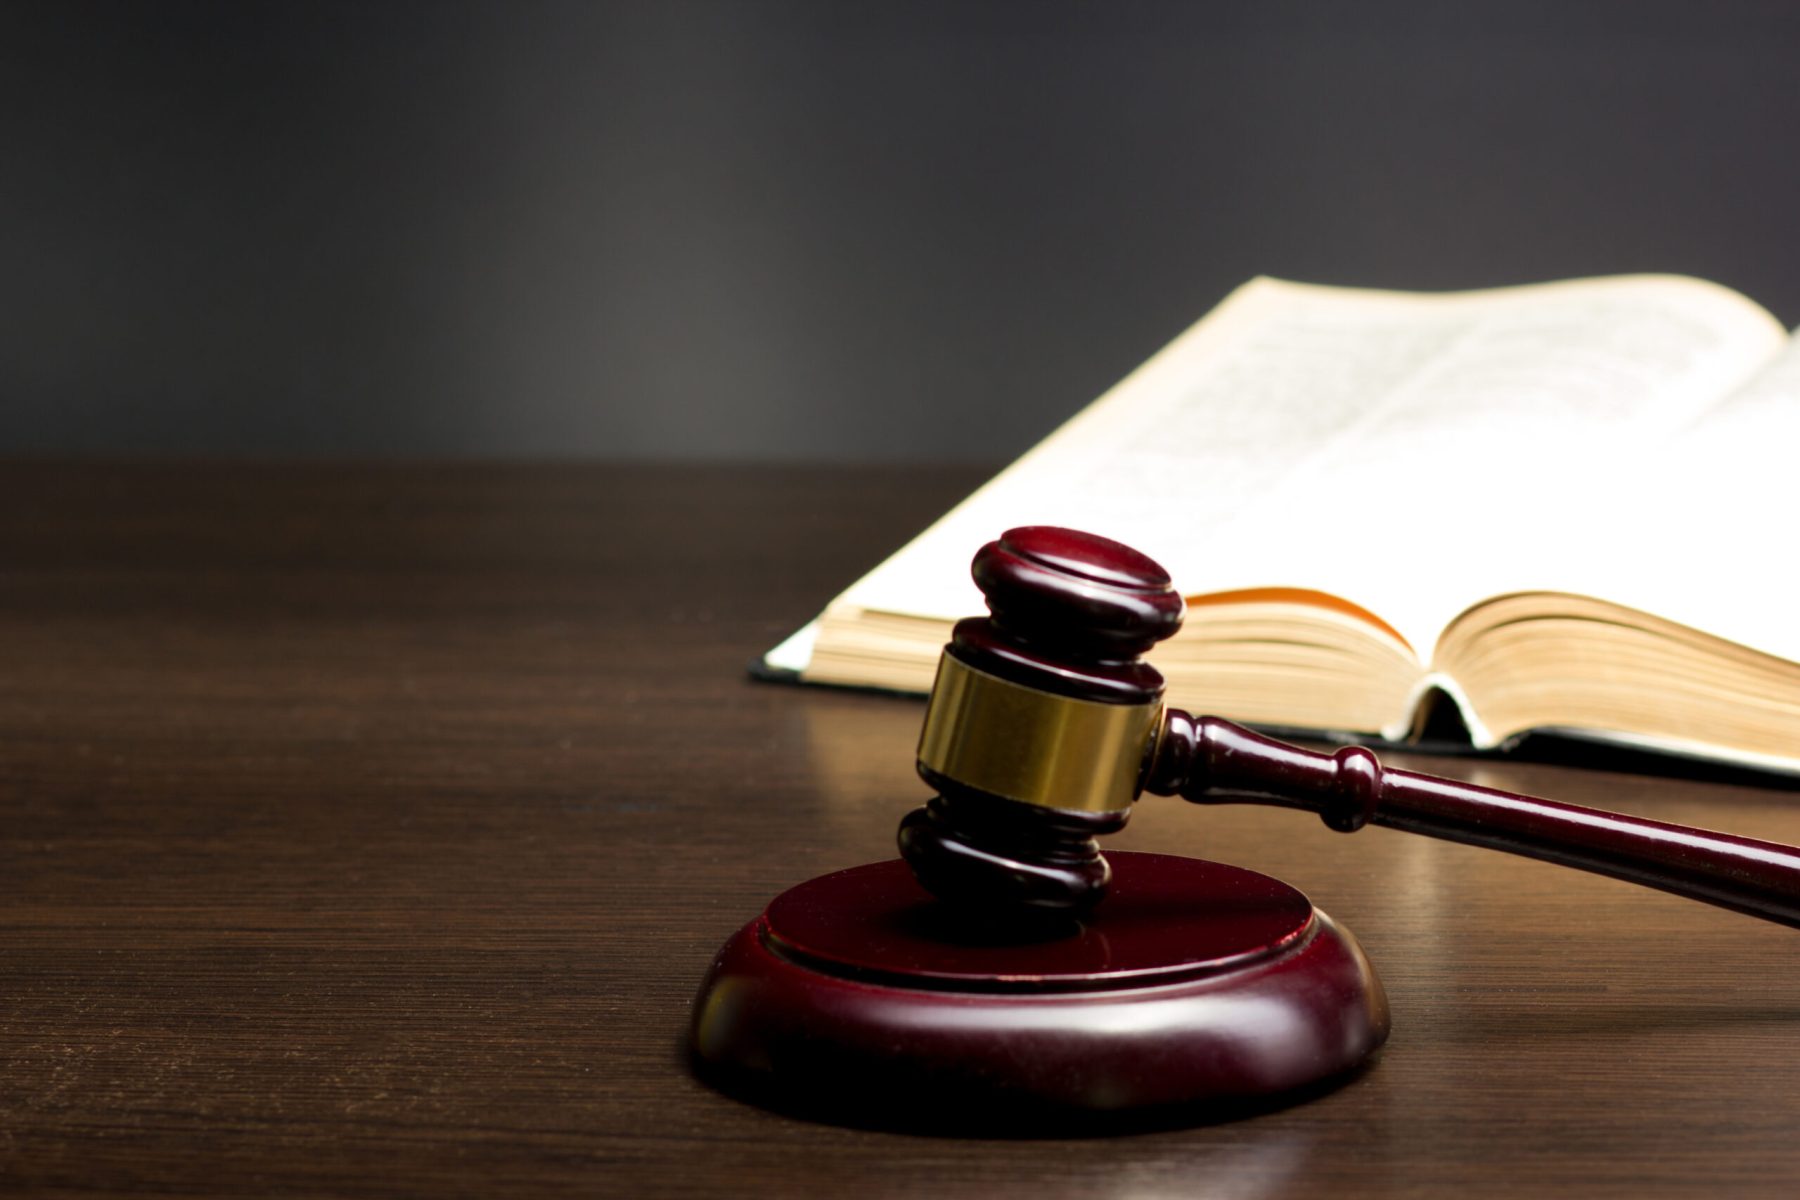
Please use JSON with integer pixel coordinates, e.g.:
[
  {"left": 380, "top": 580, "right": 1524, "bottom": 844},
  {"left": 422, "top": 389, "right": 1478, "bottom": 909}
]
[
  {"left": 1498, "top": 328, "right": 1800, "bottom": 661},
  {"left": 830, "top": 276, "right": 1784, "bottom": 653}
]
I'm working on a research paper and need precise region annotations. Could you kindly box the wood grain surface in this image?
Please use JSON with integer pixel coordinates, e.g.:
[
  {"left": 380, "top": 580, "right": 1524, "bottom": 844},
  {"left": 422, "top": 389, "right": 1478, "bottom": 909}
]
[{"left": 3, "top": 461, "right": 1799, "bottom": 1198}]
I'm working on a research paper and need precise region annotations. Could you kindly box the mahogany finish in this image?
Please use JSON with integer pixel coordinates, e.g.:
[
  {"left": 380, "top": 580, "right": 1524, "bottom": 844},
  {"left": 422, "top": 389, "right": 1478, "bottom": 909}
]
[
  {"left": 904, "top": 527, "right": 1800, "bottom": 933},
  {"left": 7, "top": 462, "right": 1800, "bottom": 1196},
  {"left": 692, "top": 854, "right": 1388, "bottom": 1123},
  {"left": 902, "top": 528, "right": 1180, "bottom": 911},
  {"left": 1152, "top": 713, "right": 1800, "bottom": 930}
]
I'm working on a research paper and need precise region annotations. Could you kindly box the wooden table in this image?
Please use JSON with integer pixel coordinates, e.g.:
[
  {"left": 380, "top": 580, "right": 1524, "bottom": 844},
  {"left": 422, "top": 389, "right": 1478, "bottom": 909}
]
[{"left": 4, "top": 461, "right": 1799, "bottom": 1197}]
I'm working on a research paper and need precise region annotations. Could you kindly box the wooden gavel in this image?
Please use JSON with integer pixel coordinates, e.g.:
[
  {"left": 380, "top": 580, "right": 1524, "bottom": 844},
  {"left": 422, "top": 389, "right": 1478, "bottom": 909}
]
[{"left": 898, "top": 526, "right": 1800, "bottom": 927}]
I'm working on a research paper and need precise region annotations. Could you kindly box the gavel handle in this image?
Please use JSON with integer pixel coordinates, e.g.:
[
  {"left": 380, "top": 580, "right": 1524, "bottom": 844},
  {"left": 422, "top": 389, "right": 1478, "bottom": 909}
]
[{"left": 1147, "top": 711, "right": 1800, "bottom": 930}]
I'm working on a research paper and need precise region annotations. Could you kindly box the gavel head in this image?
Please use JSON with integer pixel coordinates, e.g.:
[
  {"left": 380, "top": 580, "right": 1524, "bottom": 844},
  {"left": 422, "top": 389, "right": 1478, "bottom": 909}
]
[{"left": 897, "top": 526, "right": 1185, "bottom": 919}]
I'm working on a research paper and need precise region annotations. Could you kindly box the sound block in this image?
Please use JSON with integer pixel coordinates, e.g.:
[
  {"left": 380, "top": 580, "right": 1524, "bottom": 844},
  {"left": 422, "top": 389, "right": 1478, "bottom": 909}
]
[{"left": 690, "top": 852, "right": 1388, "bottom": 1128}]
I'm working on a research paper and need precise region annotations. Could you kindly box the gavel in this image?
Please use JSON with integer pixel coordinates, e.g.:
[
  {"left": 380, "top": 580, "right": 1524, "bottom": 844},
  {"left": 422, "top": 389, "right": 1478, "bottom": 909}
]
[
  {"left": 898, "top": 525, "right": 1800, "bottom": 927},
  {"left": 691, "top": 524, "right": 1800, "bottom": 1123}
]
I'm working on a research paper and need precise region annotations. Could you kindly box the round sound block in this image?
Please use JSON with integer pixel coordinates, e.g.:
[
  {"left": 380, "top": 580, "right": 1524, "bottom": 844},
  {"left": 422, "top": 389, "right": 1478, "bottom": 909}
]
[{"left": 690, "top": 852, "right": 1388, "bottom": 1126}]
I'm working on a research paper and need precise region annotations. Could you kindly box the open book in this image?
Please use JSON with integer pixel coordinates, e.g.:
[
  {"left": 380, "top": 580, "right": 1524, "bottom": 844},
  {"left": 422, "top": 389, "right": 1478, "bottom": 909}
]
[{"left": 766, "top": 275, "right": 1800, "bottom": 772}]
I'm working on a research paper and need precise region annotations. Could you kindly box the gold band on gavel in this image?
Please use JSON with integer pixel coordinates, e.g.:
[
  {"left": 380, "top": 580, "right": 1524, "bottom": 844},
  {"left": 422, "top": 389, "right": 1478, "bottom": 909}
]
[{"left": 915, "top": 653, "right": 1163, "bottom": 814}]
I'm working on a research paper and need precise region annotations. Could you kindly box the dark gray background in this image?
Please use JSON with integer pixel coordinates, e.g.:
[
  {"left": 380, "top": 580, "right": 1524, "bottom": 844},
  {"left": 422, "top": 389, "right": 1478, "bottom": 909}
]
[{"left": 5, "top": 1, "right": 1798, "bottom": 461}]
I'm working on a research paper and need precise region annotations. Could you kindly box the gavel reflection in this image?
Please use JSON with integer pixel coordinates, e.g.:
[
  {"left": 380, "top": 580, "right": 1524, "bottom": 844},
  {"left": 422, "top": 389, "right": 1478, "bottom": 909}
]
[{"left": 898, "top": 526, "right": 1800, "bottom": 926}]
